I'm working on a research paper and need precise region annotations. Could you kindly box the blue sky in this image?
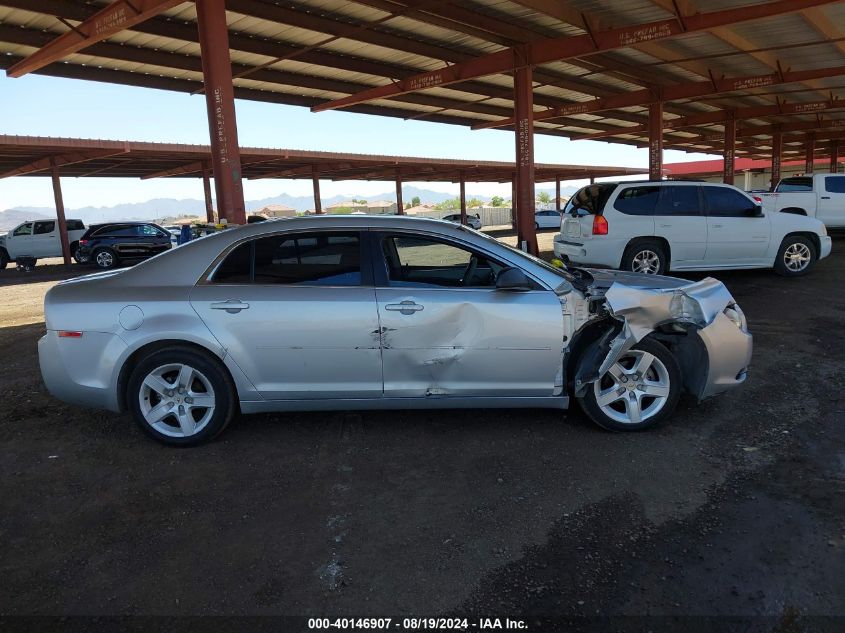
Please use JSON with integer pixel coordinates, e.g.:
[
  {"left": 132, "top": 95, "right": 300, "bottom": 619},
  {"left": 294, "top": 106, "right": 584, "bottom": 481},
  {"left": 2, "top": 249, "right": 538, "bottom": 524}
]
[{"left": 0, "top": 73, "right": 712, "bottom": 209}]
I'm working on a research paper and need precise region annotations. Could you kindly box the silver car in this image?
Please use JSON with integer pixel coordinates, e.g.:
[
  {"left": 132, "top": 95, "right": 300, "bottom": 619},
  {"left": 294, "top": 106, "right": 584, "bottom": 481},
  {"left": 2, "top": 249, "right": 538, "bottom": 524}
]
[
  {"left": 442, "top": 213, "right": 482, "bottom": 230},
  {"left": 39, "top": 216, "right": 752, "bottom": 446}
]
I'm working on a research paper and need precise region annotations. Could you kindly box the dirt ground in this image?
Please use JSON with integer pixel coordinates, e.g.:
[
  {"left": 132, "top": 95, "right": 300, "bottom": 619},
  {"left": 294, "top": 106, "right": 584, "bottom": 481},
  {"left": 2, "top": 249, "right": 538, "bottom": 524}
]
[{"left": 0, "top": 230, "right": 842, "bottom": 630}]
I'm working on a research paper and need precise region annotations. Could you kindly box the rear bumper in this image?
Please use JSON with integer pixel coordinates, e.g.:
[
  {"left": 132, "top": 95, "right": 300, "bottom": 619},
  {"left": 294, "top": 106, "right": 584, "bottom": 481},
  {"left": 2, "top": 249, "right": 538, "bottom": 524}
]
[
  {"left": 39, "top": 330, "right": 126, "bottom": 412},
  {"left": 697, "top": 313, "right": 753, "bottom": 399},
  {"left": 553, "top": 235, "right": 624, "bottom": 268}
]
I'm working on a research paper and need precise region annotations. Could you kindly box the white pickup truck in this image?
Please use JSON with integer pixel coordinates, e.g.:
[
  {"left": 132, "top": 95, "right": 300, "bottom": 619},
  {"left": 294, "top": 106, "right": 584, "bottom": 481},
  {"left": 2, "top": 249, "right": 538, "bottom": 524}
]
[
  {"left": 0, "top": 219, "right": 86, "bottom": 269},
  {"left": 756, "top": 174, "right": 845, "bottom": 228}
]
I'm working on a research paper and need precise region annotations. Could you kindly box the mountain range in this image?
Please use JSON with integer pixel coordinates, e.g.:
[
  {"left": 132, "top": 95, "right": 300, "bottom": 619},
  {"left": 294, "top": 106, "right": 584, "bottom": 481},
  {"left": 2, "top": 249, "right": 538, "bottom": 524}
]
[{"left": 0, "top": 185, "right": 580, "bottom": 231}]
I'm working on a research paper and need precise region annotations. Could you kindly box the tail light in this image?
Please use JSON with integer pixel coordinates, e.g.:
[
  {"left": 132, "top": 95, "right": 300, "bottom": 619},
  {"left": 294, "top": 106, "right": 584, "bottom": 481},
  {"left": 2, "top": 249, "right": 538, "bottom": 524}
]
[
  {"left": 592, "top": 215, "right": 609, "bottom": 235},
  {"left": 752, "top": 196, "right": 762, "bottom": 204},
  {"left": 79, "top": 239, "right": 88, "bottom": 245},
  {"left": 58, "top": 331, "right": 83, "bottom": 338}
]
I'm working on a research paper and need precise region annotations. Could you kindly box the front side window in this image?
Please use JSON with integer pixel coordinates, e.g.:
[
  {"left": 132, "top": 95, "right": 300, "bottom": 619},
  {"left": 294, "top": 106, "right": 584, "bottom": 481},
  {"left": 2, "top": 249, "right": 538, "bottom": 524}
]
[
  {"left": 381, "top": 235, "right": 506, "bottom": 288},
  {"left": 702, "top": 186, "right": 757, "bottom": 217},
  {"left": 33, "top": 221, "right": 55, "bottom": 234},
  {"left": 825, "top": 176, "right": 845, "bottom": 193},
  {"left": 614, "top": 186, "right": 661, "bottom": 215},
  {"left": 13, "top": 223, "right": 32, "bottom": 236},
  {"left": 212, "top": 232, "right": 362, "bottom": 286},
  {"left": 655, "top": 186, "right": 701, "bottom": 216}
]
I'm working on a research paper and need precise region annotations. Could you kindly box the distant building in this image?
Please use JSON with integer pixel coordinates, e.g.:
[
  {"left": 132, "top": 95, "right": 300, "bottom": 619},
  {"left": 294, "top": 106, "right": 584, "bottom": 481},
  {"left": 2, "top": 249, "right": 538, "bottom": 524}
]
[
  {"left": 256, "top": 204, "right": 296, "bottom": 218},
  {"left": 326, "top": 200, "right": 397, "bottom": 214}
]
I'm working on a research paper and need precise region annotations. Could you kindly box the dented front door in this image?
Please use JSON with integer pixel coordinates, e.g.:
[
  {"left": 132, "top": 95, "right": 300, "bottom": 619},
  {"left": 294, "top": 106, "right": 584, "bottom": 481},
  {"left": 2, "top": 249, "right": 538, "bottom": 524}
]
[{"left": 373, "top": 233, "right": 565, "bottom": 398}]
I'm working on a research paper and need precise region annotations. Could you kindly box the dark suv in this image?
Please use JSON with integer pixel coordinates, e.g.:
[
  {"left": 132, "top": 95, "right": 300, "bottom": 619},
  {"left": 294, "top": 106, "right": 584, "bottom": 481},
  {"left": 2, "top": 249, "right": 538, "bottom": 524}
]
[{"left": 77, "top": 222, "right": 172, "bottom": 269}]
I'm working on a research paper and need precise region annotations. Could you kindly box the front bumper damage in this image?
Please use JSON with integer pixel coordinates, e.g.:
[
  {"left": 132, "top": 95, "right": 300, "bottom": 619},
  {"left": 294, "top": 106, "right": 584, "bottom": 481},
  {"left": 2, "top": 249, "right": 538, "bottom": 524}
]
[{"left": 572, "top": 276, "right": 752, "bottom": 401}]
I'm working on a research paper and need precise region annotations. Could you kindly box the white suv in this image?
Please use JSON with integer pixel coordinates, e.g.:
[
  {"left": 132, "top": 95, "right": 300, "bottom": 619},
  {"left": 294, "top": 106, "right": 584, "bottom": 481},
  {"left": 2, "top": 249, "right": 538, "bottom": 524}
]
[{"left": 553, "top": 181, "right": 832, "bottom": 277}]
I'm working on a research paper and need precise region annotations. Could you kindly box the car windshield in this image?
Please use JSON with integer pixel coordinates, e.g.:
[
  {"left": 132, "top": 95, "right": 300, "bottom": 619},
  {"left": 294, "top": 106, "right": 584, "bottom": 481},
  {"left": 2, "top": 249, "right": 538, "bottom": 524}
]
[{"left": 457, "top": 225, "right": 579, "bottom": 285}]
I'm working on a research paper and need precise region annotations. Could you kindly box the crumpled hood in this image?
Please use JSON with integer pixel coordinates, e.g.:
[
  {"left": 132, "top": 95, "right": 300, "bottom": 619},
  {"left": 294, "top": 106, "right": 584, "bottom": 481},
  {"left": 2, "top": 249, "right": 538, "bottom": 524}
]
[{"left": 580, "top": 267, "right": 690, "bottom": 292}]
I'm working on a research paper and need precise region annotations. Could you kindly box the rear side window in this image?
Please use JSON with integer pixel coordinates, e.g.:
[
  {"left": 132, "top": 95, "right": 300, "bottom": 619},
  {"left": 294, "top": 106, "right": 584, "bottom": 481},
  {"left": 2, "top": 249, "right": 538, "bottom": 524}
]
[
  {"left": 614, "top": 186, "right": 661, "bottom": 215},
  {"left": 93, "top": 224, "right": 134, "bottom": 237},
  {"left": 825, "top": 176, "right": 845, "bottom": 193},
  {"left": 66, "top": 220, "right": 84, "bottom": 231},
  {"left": 212, "top": 232, "right": 362, "bottom": 286},
  {"left": 776, "top": 177, "right": 813, "bottom": 192},
  {"left": 655, "top": 186, "right": 701, "bottom": 216},
  {"left": 702, "top": 186, "right": 757, "bottom": 217},
  {"left": 33, "top": 221, "right": 55, "bottom": 234}
]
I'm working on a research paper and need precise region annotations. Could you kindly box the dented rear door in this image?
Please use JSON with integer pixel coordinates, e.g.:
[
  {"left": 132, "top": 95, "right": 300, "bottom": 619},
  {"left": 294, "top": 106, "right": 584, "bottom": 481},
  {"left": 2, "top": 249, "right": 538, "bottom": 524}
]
[{"left": 373, "top": 232, "right": 565, "bottom": 398}]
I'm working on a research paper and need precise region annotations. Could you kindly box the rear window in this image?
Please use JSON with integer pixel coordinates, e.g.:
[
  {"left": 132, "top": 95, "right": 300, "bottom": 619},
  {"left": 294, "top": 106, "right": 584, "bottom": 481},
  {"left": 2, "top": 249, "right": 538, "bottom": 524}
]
[
  {"left": 614, "top": 186, "right": 661, "bottom": 215},
  {"left": 66, "top": 220, "right": 85, "bottom": 231},
  {"left": 775, "top": 177, "right": 813, "bottom": 192},
  {"left": 568, "top": 183, "right": 617, "bottom": 215},
  {"left": 825, "top": 176, "right": 845, "bottom": 193}
]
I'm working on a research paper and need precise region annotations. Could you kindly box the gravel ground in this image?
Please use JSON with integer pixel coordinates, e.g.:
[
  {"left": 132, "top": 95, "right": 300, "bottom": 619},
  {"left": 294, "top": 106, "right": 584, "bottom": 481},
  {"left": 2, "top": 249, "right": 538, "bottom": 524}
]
[{"left": 0, "top": 231, "right": 842, "bottom": 630}]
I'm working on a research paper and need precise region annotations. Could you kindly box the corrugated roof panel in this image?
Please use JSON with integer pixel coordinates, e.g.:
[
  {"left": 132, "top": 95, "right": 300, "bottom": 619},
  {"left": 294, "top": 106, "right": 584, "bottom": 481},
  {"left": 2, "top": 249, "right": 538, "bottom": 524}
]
[
  {"left": 319, "top": 39, "right": 444, "bottom": 69},
  {"left": 562, "top": 0, "right": 673, "bottom": 27}
]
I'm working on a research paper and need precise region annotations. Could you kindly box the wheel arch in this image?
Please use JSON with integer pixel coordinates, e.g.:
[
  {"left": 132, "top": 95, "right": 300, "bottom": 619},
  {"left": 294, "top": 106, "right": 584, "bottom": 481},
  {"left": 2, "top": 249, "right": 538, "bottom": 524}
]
[
  {"left": 780, "top": 231, "right": 820, "bottom": 256},
  {"left": 780, "top": 207, "right": 807, "bottom": 216},
  {"left": 116, "top": 339, "right": 239, "bottom": 413},
  {"left": 620, "top": 236, "right": 672, "bottom": 270}
]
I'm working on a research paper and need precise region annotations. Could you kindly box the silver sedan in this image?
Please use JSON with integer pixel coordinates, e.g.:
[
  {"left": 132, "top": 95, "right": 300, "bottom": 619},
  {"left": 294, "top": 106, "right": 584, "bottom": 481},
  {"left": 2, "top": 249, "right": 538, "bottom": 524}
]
[{"left": 39, "top": 216, "right": 752, "bottom": 446}]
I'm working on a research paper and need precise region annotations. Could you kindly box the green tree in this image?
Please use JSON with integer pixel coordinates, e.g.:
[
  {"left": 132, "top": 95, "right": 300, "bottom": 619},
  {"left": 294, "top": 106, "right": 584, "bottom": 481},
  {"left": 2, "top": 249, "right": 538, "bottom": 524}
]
[
  {"left": 467, "top": 198, "right": 483, "bottom": 208},
  {"left": 536, "top": 191, "right": 552, "bottom": 208},
  {"left": 351, "top": 198, "right": 367, "bottom": 205},
  {"left": 434, "top": 197, "right": 460, "bottom": 211},
  {"left": 490, "top": 195, "right": 505, "bottom": 207},
  {"left": 411, "top": 196, "right": 421, "bottom": 206}
]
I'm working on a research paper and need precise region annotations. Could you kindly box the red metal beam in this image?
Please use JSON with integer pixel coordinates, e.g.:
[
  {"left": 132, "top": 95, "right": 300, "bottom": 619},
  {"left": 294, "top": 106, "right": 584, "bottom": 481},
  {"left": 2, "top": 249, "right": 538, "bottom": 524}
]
[
  {"left": 514, "top": 64, "right": 538, "bottom": 255},
  {"left": 313, "top": 167, "right": 323, "bottom": 215},
  {"left": 831, "top": 140, "right": 840, "bottom": 173},
  {"left": 805, "top": 133, "right": 816, "bottom": 174},
  {"left": 572, "top": 99, "right": 845, "bottom": 141},
  {"left": 459, "top": 172, "right": 467, "bottom": 226},
  {"left": 202, "top": 162, "right": 214, "bottom": 223},
  {"left": 0, "top": 148, "right": 128, "bottom": 178},
  {"left": 312, "top": 0, "right": 830, "bottom": 113},
  {"left": 771, "top": 129, "right": 783, "bottom": 191},
  {"left": 649, "top": 102, "right": 663, "bottom": 182},
  {"left": 196, "top": 0, "right": 245, "bottom": 225},
  {"left": 475, "top": 64, "right": 845, "bottom": 130},
  {"left": 723, "top": 112, "right": 736, "bottom": 185},
  {"left": 49, "top": 157, "right": 72, "bottom": 267},
  {"left": 555, "top": 178, "right": 561, "bottom": 212},
  {"left": 6, "top": 0, "right": 186, "bottom": 78},
  {"left": 141, "top": 160, "right": 206, "bottom": 180},
  {"left": 395, "top": 169, "right": 404, "bottom": 215},
  {"left": 684, "top": 118, "right": 845, "bottom": 142}
]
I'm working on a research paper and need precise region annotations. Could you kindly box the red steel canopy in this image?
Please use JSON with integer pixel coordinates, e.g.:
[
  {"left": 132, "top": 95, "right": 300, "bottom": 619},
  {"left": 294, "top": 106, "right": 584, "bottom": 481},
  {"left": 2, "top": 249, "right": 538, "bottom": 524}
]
[{"left": 2, "top": 0, "right": 845, "bottom": 255}]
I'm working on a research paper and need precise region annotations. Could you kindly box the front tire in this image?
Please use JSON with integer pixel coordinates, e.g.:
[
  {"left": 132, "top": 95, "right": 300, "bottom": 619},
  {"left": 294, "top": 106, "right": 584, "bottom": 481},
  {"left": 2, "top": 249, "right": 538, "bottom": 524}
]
[
  {"left": 774, "top": 235, "right": 816, "bottom": 277},
  {"left": 577, "top": 338, "right": 681, "bottom": 432},
  {"left": 621, "top": 240, "right": 667, "bottom": 275},
  {"left": 0, "top": 249, "right": 8, "bottom": 270},
  {"left": 93, "top": 247, "right": 118, "bottom": 269},
  {"left": 127, "top": 347, "right": 236, "bottom": 446}
]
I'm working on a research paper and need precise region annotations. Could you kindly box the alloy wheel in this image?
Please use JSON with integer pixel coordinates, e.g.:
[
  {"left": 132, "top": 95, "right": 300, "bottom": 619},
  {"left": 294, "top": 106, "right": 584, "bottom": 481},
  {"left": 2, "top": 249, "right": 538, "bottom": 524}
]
[
  {"left": 139, "top": 363, "right": 216, "bottom": 437},
  {"left": 783, "top": 242, "right": 811, "bottom": 272},
  {"left": 96, "top": 251, "right": 114, "bottom": 268},
  {"left": 631, "top": 250, "right": 661, "bottom": 274},
  {"left": 593, "top": 350, "right": 671, "bottom": 425}
]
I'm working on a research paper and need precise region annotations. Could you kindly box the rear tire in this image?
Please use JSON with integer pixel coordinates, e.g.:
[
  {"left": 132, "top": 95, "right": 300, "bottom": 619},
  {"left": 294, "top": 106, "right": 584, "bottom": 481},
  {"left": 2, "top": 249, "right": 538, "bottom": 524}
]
[
  {"left": 577, "top": 338, "right": 681, "bottom": 432},
  {"left": 774, "top": 235, "right": 816, "bottom": 277},
  {"left": 127, "top": 346, "right": 236, "bottom": 446},
  {"left": 93, "top": 247, "right": 118, "bottom": 269},
  {"left": 621, "top": 240, "right": 668, "bottom": 275}
]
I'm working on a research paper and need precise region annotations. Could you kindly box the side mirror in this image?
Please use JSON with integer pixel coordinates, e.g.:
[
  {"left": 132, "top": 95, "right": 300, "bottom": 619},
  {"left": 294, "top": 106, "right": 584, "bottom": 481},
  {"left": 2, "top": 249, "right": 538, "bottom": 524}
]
[
  {"left": 751, "top": 205, "right": 764, "bottom": 217},
  {"left": 496, "top": 267, "right": 532, "bottom": 291}
]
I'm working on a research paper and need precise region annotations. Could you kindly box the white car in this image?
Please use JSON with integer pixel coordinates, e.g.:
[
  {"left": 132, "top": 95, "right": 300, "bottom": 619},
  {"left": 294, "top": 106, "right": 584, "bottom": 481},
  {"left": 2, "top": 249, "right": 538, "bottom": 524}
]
[
  {"left": 553, "top": 181, "right": 831, "bottom": 277},
  {"left": 0, "top": 219, "right": 87, "bottom": 268},
  {"left": 535, "top": 209, "right": 562, "bottom": 230},
  {"left": 442, "top": 213, "right": 482, "bottom": 230}
]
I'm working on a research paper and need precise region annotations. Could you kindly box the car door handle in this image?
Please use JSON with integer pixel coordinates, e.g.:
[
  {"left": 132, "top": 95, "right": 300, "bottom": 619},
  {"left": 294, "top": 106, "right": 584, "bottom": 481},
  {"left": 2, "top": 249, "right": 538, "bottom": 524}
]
[
  {"left": 821, "top": 196, "right": 831, "bottom": 199},
  {"left": 711, "top": 224, "right": 723, "bottom": 228},
  {"left": 211, "top": 300, "right": 250, "bottom": 313},
  {"left": 385, "top": 300, "right": 424, "bottom": 315}
]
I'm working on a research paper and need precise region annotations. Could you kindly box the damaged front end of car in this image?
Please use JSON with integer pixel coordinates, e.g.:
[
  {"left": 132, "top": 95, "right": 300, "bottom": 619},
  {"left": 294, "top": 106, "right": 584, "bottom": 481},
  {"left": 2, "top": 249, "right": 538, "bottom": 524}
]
[{"left": 564, "top": 272, "right": 752, "bottom": 402}]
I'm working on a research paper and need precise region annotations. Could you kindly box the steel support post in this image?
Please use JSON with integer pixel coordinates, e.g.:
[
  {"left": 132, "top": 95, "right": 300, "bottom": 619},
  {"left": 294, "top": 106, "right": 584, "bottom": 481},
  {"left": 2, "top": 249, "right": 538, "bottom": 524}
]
[
  {"left": 395, "top": 170, "right": 404, "bottom": 215},
  {"left": 196, "top": 0, "right": 245, "bottom": 225},
  {"left": 514, "top": 64, "right": 538, "bottom": 255},
  {"left": 723, "top": 113, "right": 736, "bottom": 185},
  {"left": 312, "top": 167, "right": 323, "bottom": 214},
  {"left": 201, "top": 162, "right": 214, "bottom": 223},
  {"left": 511, "top": 176, "right": 517, "bottom": 230},
  {"left": 831, "top": 140, "right": 840, "bottom": 173},
  {"left": 805, "top": 133, "right": 816, "bottom": 174},
  {"left": 771, "top": 129, "right": 783, "bottom": 190},
  {"left": 50, "top": 157, "right": 71, "bottom": 266},
  {"left": 649, "top": 101, "right": 663, "bottom": 181},
  {"left": 459, "top": 172, "right": 467, "bottom": 225},
  {"left": 555, "top": 177, "right": 561, "bottom": 212}
]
